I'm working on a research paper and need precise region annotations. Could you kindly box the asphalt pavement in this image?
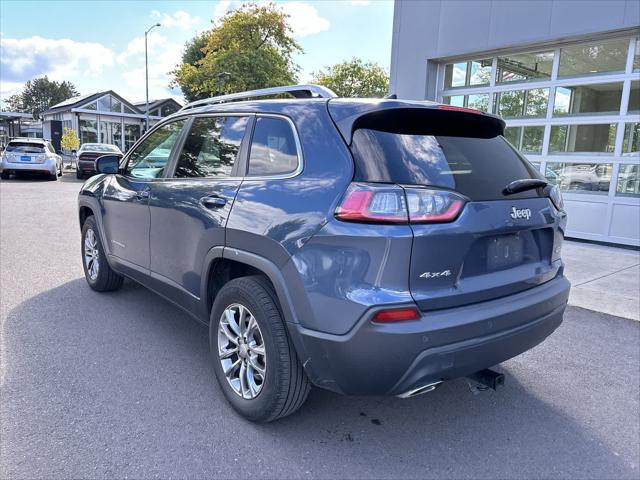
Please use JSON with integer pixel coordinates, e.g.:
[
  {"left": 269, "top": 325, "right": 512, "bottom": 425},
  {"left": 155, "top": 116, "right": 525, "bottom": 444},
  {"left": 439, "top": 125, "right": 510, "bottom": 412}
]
[{"left": 1, "top": 175, "right": 639, "bottom": 479}]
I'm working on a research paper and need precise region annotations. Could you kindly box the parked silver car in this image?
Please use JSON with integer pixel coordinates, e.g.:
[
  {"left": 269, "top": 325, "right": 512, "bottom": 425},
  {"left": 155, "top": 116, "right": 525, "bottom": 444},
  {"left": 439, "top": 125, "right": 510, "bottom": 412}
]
[{"left": 0, "top": 138, "right": 63, "bottom": 180}]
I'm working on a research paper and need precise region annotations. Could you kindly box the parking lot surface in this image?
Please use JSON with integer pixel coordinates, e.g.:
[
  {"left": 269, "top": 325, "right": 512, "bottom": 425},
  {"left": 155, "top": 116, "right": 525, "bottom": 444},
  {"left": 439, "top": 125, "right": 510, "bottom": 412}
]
[{"left": 1, "top": 176, "right": 639, "bottom": 479}]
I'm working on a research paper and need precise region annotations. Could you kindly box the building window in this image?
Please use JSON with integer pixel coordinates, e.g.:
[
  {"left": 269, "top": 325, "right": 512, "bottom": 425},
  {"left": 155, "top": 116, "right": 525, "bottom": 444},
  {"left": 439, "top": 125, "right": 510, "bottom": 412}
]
[
  {"left": 558, "top": 39, "right": 629, "bottom": 78},
  {"left": 504, "top": 126, "right": 544, "bottom": 154},
  {"left": 628, "top": 81, "right": 640, "bottom": 114},
  {"left": 444, "top": 59, "right": 492, "bottom": 88},
  {"left": 79, "top": 119, "right": 98, "bottom": 143},
  {"left": 124, "top": 105, "right": 136, "bottom": 115},
  {"left": 442, "top": 93, "right": 489, "bottom": 112},
  {"left": 124, "top": 124, "right": 141, "bottom": 152},
  {"left": 622, "top": 123, "right": 640, "bottom": 154},
  {"left": 549, "top": 124, "right": 616, "bottom": 154},
  {"left": 496, "top": 51, "right": 554, "bottom": 83},
  {"left": 634, "top": 39, "right": 640, "bottom": 71},
  {"left": 553, "top": 82, "right": 623, "bottom": 116},
  {"left": 161, "top": 103, "right": 179, "bottom": 116},
  {"left": 85, "top": 102, "right": 97, "bottom": 111},
  {"left": 546, "top": 162, "right": 612, "bottom": 194},
  {"left": 494, "top": 88, "right": 548, "bottom": 118},
  {"left": 617, "top": 164, "right": 640, "bottom": 197},
  {"left": 111, "top": 98, "right": 122, "bottom": 113},
  {"left": 98, "top": 96, "right": 110, "bottom": 111},
  {"left": 100, "top": 120, "right": 122, "bottom": 149},
  {"left": 529, "top": 161, "right": 542, "bottom": 171}
]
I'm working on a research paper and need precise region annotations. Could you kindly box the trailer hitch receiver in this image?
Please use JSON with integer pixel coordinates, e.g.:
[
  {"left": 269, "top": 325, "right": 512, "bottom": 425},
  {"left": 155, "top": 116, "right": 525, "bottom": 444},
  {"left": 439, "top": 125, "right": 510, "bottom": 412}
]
[{"left": 467, "top": 368, "right": 505, "bottom": 391}]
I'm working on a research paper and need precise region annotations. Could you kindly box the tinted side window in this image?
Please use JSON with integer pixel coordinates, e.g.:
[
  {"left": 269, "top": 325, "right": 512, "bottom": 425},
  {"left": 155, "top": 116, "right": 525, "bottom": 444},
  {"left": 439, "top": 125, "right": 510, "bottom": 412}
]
[
  {"left": 126, "top": 120, "right": 186, "bottom": 179},
  {"left": 174, "top": 116, "right": 249, "bottom": 178},
  {"left": 247, "top": 117, "right": 298, "bottom": 176}
]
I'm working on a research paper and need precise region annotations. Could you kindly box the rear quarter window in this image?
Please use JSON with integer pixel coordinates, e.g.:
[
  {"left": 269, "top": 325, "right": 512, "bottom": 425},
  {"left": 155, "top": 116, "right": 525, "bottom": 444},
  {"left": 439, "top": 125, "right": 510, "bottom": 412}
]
[
  {"left": 351, "top": 129, "right": 543, "bottom": 200},
  {"left": 247, "top": 117, "right": 298, "bottom": 176}
]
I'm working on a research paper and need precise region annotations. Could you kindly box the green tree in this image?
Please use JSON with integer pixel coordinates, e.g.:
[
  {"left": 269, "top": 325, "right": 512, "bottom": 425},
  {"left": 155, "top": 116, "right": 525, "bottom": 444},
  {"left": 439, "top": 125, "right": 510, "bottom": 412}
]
[
  {"left": 5, "top": 76, "right": 79, "bottom": 119},
  {"left": 60, "top": 127, "right": 80, "bottom": 153},
  {"left": 311, "top": 58, "right": 389, "bottom": 98},
  {"left": 171, "top": 3, "right": 302, "bottom": 101}
]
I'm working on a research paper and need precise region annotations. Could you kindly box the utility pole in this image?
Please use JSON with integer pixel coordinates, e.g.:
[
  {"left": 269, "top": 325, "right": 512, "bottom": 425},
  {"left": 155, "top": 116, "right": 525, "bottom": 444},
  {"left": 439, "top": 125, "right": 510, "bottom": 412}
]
[{"left": 145, "top": 23, "right": 161, "bottom": 131}]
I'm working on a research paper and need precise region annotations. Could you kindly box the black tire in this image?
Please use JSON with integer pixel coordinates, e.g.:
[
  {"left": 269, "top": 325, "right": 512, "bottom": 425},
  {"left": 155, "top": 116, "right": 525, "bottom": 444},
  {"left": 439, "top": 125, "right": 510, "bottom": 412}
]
[
  {"left": 81, "top": 216, "right": 124, "bottom": 292},
  {"left": 48, "top": 171, "right": 58, "bottom": 181},
  {"left": 0, "top": 171, "right": 9, "bottom": 180},
  {"left": 76, "top": 169, "right": 83, "bottom": 180},
  {"left": 58, "top": 162, "right": 63, "bottom": 177},
  {"left": 210, "top": 276, "right": 310, "bottom": 422}
]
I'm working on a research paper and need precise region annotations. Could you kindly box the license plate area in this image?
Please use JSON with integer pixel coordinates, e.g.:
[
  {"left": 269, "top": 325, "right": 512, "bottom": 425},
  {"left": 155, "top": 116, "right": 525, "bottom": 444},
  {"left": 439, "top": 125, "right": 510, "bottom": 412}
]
[
  {"left": 487, "top": 234, "right": 524, "bottom": 271},
  {"left": 20, "top": 155, "right": 31, "bottom": 162}
]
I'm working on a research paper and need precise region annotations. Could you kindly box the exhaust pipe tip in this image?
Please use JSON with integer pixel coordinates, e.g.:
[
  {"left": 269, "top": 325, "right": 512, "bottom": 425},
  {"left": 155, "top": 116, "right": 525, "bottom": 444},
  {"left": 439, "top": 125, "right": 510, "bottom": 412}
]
[{"left": 396, "top": 380, "right": 443, "bottom": 399}]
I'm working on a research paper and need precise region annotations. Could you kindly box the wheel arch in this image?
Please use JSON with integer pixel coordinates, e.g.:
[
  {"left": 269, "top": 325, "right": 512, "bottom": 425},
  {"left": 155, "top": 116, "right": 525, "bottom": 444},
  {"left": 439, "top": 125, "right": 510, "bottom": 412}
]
[
  {"left": 202, "top": 247, "right": 300, "bottom": 326},
  {"left": 79, "top": 205, "right": 94, "bottom": 229}
]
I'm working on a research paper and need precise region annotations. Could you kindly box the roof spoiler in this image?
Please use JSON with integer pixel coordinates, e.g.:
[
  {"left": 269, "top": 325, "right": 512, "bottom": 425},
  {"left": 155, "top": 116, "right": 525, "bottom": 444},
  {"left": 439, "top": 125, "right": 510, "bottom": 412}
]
[{"left": 328, "top": 103, "right": 506, "bottom": 144}]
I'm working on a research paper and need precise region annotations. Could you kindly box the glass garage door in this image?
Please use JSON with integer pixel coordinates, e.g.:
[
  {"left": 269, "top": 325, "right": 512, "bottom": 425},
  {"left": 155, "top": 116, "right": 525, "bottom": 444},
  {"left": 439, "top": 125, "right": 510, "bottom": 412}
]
[{"left": 438, "top": 36, "right": 640, "bottom": 246}]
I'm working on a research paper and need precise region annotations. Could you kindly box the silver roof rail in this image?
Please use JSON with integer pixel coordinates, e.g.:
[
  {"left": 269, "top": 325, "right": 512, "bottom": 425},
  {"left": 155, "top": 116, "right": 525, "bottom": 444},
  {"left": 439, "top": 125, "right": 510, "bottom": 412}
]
[{"left": 180, "top": 84, "right": 337, "bottom": 111}]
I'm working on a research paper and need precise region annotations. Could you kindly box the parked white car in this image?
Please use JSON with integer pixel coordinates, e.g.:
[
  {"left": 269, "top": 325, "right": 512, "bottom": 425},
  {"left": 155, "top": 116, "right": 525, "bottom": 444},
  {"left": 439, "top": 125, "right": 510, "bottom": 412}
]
[{"left": 0, "top": 138, "right": 63, "bottom": 180}]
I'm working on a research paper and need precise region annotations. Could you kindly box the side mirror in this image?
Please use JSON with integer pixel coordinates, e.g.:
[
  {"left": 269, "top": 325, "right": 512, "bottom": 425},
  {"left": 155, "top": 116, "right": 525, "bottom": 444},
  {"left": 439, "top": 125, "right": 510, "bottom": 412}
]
[{"left": 96, "top": 155, "right": 121, "bottom": 174}]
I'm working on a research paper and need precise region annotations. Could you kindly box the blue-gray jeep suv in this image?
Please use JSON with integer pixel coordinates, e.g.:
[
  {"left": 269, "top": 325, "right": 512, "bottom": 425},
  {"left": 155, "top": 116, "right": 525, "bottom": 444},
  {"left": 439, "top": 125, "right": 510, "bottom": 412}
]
[{"left": 78, "top": 85, "right": 570, "bottom": 422}]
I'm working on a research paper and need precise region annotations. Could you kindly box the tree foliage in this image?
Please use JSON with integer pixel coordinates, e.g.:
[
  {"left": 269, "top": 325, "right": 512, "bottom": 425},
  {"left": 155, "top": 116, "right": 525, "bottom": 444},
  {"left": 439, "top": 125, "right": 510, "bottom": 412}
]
[
  {"left": 5, "top": 76, "right": 79, "bottom": 119},
  {"left": 171, "top": 3, "right": 302, "bottom": 101},
  {"left": 60, "top": 127, "right": 80, "bottom": 153},
  {"left": 311, "top": 58, "right": 389, "bottom": 98}
]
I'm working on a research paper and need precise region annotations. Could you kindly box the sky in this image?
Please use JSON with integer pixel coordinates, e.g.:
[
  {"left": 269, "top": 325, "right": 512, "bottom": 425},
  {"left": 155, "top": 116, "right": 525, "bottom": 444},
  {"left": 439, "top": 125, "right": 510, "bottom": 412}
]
[{"left": 0, "top": 0, "right": 394, "bottom": 107}]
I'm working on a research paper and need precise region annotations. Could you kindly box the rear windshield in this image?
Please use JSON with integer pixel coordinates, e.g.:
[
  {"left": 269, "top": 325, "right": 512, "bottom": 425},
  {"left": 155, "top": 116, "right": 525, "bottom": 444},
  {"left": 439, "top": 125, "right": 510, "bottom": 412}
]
[
  {"left": 5, "top": 142, "right": 45, "bottom": 154},
  {"left": 351, "top": 129, "right": 543, "bottom": 200}
]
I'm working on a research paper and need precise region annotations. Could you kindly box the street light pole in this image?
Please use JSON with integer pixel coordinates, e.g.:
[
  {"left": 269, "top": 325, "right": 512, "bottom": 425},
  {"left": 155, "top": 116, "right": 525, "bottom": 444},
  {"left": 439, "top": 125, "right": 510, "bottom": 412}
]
[{"left": 145, "top": 23, "right": 161, "bottom": 132}]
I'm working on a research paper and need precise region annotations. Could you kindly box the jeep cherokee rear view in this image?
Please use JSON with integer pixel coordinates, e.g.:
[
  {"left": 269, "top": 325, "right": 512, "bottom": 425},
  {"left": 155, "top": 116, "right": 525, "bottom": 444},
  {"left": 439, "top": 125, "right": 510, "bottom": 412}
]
[{"left": 77, "top": 85, "right": 570, "bottom": 422}]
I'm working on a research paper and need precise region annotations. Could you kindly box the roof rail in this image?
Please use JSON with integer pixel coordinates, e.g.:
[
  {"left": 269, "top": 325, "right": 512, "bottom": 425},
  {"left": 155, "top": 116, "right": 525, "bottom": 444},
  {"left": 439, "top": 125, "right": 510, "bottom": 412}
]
[{"left": 180, "top": 84, "right": 337, "bottom": 111}]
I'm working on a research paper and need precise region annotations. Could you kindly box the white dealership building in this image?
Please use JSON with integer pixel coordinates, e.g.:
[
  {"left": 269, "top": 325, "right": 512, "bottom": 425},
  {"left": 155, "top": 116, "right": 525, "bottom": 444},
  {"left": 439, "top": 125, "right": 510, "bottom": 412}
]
[{"left": 390, "top": 0, "right": 640, "bottom": 246}]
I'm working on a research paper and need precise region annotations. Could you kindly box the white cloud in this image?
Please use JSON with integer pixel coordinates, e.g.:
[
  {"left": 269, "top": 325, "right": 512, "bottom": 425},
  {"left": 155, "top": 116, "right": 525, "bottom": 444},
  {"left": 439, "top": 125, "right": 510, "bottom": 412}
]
[
  {"left": 0, "top": 36, "right": 115, "bottom": 84},
  {"left": 151, "top": 10, "right": 200, "bottom": 30},
  {"left": 212, "top": 1, "right": 330, "bottom": 38},
  {"left": 117, "top": 31, "right": 167, "bottom": 64},
  {"left": 118, "top": 33, "right": 184, "bottom": 101},
  {"left": 213, "top": 0, "right": 234, "bottom": 23},
  {"left": 350, "top": 0, "right": 371, "bottom": 5},
  {"left": 281, "top": 2, "right": 330, "bottom": 38}
]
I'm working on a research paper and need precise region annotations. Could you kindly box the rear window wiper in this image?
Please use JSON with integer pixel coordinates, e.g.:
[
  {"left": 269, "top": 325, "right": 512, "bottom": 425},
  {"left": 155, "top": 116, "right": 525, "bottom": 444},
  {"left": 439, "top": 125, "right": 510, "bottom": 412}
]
[{"left": 503, "top": 178, "right": 548, "bottom": 195}]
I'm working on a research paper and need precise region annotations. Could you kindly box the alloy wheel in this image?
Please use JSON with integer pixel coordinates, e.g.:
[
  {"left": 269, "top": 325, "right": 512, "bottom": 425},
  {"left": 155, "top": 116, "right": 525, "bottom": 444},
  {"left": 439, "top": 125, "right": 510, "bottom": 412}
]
[
  {"left": 84, "top": 228, "right": 100, "bottom": 281},
  {"left": 217, "top": 303, "right": 267, "bottom": 399}
]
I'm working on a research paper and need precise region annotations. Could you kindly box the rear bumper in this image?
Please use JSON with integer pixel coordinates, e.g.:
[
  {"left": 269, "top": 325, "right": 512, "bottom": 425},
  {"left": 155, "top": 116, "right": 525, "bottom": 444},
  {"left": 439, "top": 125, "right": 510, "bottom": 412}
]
[
  {"left": 0, "top": 160, "right": 56, "bottom": 175},
  {"left": 289, "top": 275, "right": 570, "bottom": 395},
  {"left": 77, "top": 160, "right": 97, "bottom": 174}
]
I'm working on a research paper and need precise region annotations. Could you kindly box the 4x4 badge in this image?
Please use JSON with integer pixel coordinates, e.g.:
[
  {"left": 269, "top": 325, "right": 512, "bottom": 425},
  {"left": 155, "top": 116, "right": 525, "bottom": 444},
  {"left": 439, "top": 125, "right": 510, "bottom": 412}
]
[
  {"left": 510, "top": 207, "right": 531, "bottom": 220},
  {"left": 420, "top": 270, "right": 452, "bottom": 279}
]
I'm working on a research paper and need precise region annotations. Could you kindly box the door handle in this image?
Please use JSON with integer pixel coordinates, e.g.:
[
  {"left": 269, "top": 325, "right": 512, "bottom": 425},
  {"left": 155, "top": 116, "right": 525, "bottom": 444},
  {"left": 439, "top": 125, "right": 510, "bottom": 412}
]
[
  {"left": 136, "top": 189, "right": 150, "bottom": 200},
  {"left": 200, "top": 196, "right": 227, "bottom": 209}
]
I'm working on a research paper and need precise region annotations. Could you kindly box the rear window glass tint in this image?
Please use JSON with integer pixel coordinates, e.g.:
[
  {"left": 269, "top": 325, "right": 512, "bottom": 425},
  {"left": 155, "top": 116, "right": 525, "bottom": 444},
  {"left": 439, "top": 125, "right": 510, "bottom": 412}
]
[
  {"left": 248, "top": 117, "right": 298, "bottom": 176},
  {"left": 350, "top": 129, "right": 542, "bottom": 200},
  {"left": 5, "top": 142, "right": 45, "bottom": 153}
]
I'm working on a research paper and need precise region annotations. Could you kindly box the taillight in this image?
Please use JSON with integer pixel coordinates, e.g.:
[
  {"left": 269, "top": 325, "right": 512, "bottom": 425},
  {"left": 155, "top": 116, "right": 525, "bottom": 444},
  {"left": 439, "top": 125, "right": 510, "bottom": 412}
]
[
  {"left": 335, "top": 183, "right": 466, "bottom": 224},
  {"left": 404, "top": 188, "right": 466, "bottom": 223},
  {"left": 547, "top": 184, "right": 564, "bottom": 212},
  {"left": 373, "top": 307, "right": 421, "bottom": 323},
  {"left": 335, "top": 183, "right": 408, "bottom": 223}
]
